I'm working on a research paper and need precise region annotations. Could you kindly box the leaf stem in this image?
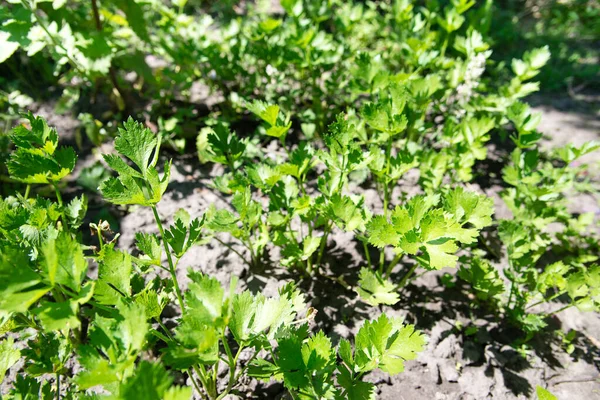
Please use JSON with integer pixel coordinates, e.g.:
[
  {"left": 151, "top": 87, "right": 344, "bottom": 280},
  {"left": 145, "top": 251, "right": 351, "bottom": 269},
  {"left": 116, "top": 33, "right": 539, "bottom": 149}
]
[
  {"left": 193, "top": 365, "right": 211, "bottom": 400},
  {"left": 315, "top": 221, "right": 332, "bottom": 270},
  {"left": 214, "top": 237, "right": 252, "bottom": 267},
  {"left": 151, "top": 205, "right": 185, "bottom": 313},
  {"left": 362, "top": 240, "right": 372, "bottom": 269},
  {"left": 24, "top": 184, "right": 30, "bottom": 199},
  {"left": 547, "top": 303, "right": 573, "bottom": 316},
  {"left": 52, "top": 183, "right": 69, "bottom": 231},
  {"left": 384, "top": 253, "right": 403, "bottom": 278},
  {"left": 526, "top": 290, "right": 565, "bottom": 310},
  {"left": 96, "top": 225, "right": 104, "bottom": 251},
  {"left": 383, "top": 135, "right": 394, "bottom": 218},
  {"left": 56, "top": 372, "right": 60, "bottom": 400},
  {"left": 234, "top": 349, "right": 259, "bottom": 382},
  {"left": 397, "top": 263, "right": 418, "bottom": 289},
  {"left": 217, "top": 336, "right": 243, "bottom": 400},
  {"left": 189, "top": 370, "right": 205, "bottom": 400}
]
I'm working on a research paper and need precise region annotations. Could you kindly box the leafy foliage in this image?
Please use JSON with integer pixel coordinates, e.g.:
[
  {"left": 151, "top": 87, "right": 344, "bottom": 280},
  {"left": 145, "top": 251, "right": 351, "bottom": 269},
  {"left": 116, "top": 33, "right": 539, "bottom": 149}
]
[
  {"left": 100, "top": 118, "right": 171, "bottom": 206},
  {"left": 1, "top": 0, "right": 600, "bottom": 397}
]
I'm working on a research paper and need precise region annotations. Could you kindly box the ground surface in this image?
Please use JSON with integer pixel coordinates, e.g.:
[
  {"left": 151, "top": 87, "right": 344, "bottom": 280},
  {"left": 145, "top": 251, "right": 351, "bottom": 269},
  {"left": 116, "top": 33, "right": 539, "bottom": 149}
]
[{"left": 9, "top": 93, "right": 600, "bottom": 399}]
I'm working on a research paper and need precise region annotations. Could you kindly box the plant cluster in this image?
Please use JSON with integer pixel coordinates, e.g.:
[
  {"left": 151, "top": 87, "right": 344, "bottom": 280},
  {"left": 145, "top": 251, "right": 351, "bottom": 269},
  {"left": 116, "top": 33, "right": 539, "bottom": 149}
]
[
  {"left": 0, "top": 0, "right": 599, "bottom": 399},
  {"left": 0, "top": 116, "right": 426, "bottom": 399}
]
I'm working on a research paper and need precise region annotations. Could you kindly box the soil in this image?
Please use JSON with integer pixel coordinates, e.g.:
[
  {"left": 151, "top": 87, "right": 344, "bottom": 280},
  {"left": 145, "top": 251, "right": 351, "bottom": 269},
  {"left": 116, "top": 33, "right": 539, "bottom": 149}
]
[{"left": 4, "top": 93, "right": 600, "bottom": 399}]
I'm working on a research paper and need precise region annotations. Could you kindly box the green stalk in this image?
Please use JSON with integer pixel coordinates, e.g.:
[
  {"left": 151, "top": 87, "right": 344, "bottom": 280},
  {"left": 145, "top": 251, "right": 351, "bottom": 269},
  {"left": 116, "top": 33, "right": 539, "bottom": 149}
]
[
  {"left": 241, "top": 236, "right": 257, "bottom": 268},
  {"left": 383, "top": 181, "right": 390, "bottom": 217},
  {"left": 506, "top": 255, "right": 517, "bottom": 311},
  {"left": 315, "top": 222, "right": 332, "bottom": 270},
  {"left": 56, "top": 372, "right": 60, "bottom": 400},
  {"left": 383, "top": 135, "right": 393, "bottom": 218},
  {"left": 96, "top": 225, "right": 104, "bottom": 250},
  {"left": 306, "top": 256, "right": 313, "bottom": 275},
  {"left": 526, "top": 290, "right": 566, "bottom": 310},
  {"left": 52, "top": 183, "right": 69, "bottom": 231},
  {"left": 384, "top": 253, "right": 403, "bottom": 278},
  {"left": 362, "top": 240, "right": 372, "bottom": 269},
  {"left": 397, "top": 263, "right": 418, "bottom": 289},
  {"left": 217, "top": 335, "right": 243, "bottom": 400},
  {"left": 234, "top": 350, "right": 259, "bottom": 382},
  {"left": 151, "top": 205, "right": 185, "bottom": 313},
  {"left": 547, "top": 303, "right": 573, "bottom": 317},
  {"left": 189, "top": 372, "right": 205, "bottom": 400},
  {"left": 193, "top": 365, "right": 213, "bottom": 400},
  {"left": 24, "top": 184, "right": 31, "bottom": 199},
  {"left": 214, "top": 237, "right": 252, "bottom": 267},
  {"left": 440, "top": 34, "right": 449, "bottom": 57}
]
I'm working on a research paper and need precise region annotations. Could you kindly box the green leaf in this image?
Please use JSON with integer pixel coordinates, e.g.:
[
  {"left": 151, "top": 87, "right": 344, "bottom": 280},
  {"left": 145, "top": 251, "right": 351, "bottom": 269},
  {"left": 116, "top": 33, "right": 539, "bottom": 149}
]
[
  {"left": 163, "top": 386, "right": 193, "bottom": 400},
  {"left": 206, "top": 124, "right": 246, "bottom": 166},
  {"left": 111, "top": 0, "right": 151, "bottom": 42},
  {"left": 274, "top": 327, "right": 337, "bottom": 397},
  {"left": 0, "top": 246, "right": 50, "bottom": 313},
  {"left": 7, "top": 113, "right": 76, "bottom": 183},
  {"left": 420, "top": 212, "right": 459, "bottom": 269},
  {"left": 76, "top": 301, "right": 148, "bottom": 388},
  {"left": 230, "top": 285, "right": 306, "bottom": 343},
  {"left": 206, "top": 208, "right": 239, "bottom": 233},
  {"left": 323, "top": 113, "right": 359, "bottom": 154},
  {"left": 74, "top": 346, "right": 122, "bottom": 389},
  {"left": 0, "top": 31, "right": 20, "bottom": 64},
  {"left": 167, "top": 324, "right": 219, "bottom": 368},
  {"left": 113, "top": 119, "right": 157, "bottom": 178},
  {"left": 32, "top": 300, "right": 80, "bottom": 332},
  {"left": 443, "top": 188, "right": 491, "bottom": 228},
  {"left": 134, "top": 289, "right": 168, "bottom": 320},
  {"left": 100, "top": 118, "right": 170, "bottom": 206},
  {"left": 526, "top": 46, "right": 551, "bottom": 70},
  {"left": 185, "top": 271, "right": 224, "bottom": 325},
  {"left": 457, "top": 258, "right": 504, "bottom": 300},
  {"left": 95, "top": 244, "right": 132, "bottom": 305},
  {"left": 338, "top": 339, "right": 354, "bottom": 368},
  {"left": 116, "top": 300, "right": 149, "bottom": 354},
  {"left": 337, "top": 366, "right": 376, "bottom": 400},
  {"left": 65, "top": 194, "right": 88, "bottom": 229},
  {"left": 366, "top": 216, "right": 400, "bottom": 248},
  {"left": 0, "top": 337, "right": 20, "bottom": 384},
  {"left": 361, "top": 102, "right": 389, "bottom": 132},
  {"left": 356, "top": 268, "right": 399, "bottom": 306},
  {"left": 247, "top": 358, "right": 282, "bottom": 382},
  {"left": 164, "top": 209, "right": 204, "bottom": 258},
  {"left": 327, "top": 194, "right": 370, "bottom": 232},
  {"left": 266, "top": 123, "right": 292, "bottom": 138},
  {"left": 301, "top": 235, "right": 321, "bottom": 261},
  {"left": 248, "top": 101, "right": 280, "bottom": 126},
  {"left": 40, "top": 231, "right": 87, "bottom": 292},
  {"left": 536, "top": 386, "right": 557, "bottom": 400},
  {"left": 422, "top": 239, "right": 458, "bottom": 270},
  {"left": 166, "top": 273, "right": 223, "bottom": 366},
  {"left": 566, "top": 265, "right": 600, "bottom": 311},
  {"left": 135, "top": 232, "right": 162, "bottom": 266},
  {"left": 555, "top": 141, "right": 600, "bottom": 164},
  {"left": 354, "top": 314, "right": 426, "bottom": 375},
  {"left": 119, "top": 361, "right": 176, "bottom": 400}
]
